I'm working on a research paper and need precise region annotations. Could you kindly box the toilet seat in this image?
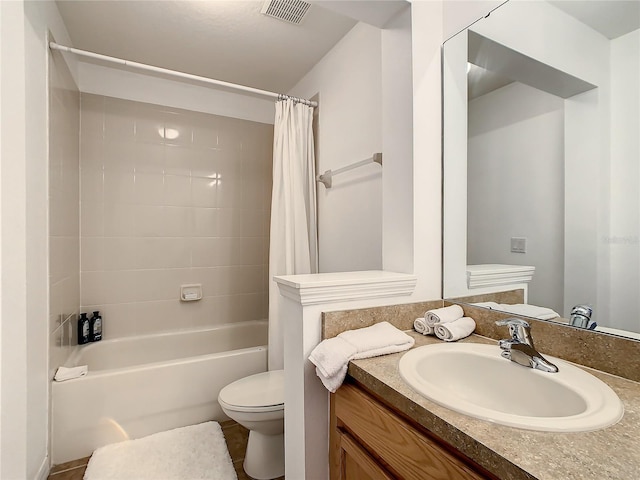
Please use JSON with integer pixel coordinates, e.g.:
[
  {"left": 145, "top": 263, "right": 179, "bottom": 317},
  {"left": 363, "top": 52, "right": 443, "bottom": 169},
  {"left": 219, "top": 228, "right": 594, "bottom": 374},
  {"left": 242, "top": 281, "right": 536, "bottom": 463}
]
[{"left": 218, "top": 370, "right": 284, "bottom": 414}]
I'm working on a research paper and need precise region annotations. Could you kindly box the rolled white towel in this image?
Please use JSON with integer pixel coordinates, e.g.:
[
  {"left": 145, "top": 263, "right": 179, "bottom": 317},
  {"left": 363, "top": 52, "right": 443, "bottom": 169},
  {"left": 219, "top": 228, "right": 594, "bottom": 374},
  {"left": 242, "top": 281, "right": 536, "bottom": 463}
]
[
  {"left": 425, "top": 304, "right": 464, "bottom": 327},
  {"left": 434, "top": 317, "right": 476, "bottom": 342},
  {"left": 54, "top": 365, "right": 88, "bottom": 382},
  {"left": 309, "top": 321, "right": 415, "bottom": 393},
  {"left": 413, "top": 317, "right": 434, "bottom": 335}
]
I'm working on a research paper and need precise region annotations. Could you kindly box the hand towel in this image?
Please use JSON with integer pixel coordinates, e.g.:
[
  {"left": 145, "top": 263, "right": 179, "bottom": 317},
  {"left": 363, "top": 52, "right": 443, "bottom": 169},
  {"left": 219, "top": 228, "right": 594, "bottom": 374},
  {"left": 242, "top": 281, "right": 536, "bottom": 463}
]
[
  {"left": 308, "top": 337, "right": 357, "bottom": 379},
  {"left": 498, "top": 303, "right": 560, "bottom": 320},
  {"left": 471, "top": 301, "right": 500, "bottom": 310},
  {"left": 317, "top": 364, "right": 349, "bottom": 394},
  {"left": 340, "top": 321, "right": 415, "bottom": 359},
  {"left": 54, "top": 365, "right": 88, "bottom": 382},
  {"left": 413, "top": 317, "right": 434, "bottom": 335},
  {"left": 309, "top": 321, "right": 414, "bottom": 393},
  {"left": 471, "top": 302, "right": 560, "bottom": 320},
  {"left": 425, "top": 304, "right": 464, "bottom": 327},
  {"left": 434, "top": 317, "right": 476, "bottom": 342}
]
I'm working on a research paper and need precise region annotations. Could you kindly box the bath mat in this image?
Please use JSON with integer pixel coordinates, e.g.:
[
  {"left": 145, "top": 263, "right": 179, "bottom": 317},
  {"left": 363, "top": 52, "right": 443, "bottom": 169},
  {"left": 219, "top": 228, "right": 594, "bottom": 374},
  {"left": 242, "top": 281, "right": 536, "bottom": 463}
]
[{"left": 83, "top": 421, "right": 237, "bottom": 480}]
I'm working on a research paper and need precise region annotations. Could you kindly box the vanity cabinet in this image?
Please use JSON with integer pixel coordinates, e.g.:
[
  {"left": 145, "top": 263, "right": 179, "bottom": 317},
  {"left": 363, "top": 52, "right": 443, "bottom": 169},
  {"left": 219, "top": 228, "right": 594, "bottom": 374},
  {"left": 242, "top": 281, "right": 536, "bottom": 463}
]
[{"left": 330, "top": 380, "right": 497, "bottom": 480}]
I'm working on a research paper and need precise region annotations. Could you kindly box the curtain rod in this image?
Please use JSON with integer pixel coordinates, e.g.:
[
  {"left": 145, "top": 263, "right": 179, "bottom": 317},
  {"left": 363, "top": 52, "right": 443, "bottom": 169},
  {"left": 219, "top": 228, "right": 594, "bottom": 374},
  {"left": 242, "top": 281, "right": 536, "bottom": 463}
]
[{"left": 49, "top": 42, "right": 318, "bottom": 108}]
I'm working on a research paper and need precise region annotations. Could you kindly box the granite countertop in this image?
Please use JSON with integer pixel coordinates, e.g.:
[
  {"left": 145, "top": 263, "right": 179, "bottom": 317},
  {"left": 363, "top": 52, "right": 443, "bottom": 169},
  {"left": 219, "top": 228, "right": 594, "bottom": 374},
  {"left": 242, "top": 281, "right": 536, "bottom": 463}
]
[{"left": 348, "top": 332, "right": 640, "bottom": 480}]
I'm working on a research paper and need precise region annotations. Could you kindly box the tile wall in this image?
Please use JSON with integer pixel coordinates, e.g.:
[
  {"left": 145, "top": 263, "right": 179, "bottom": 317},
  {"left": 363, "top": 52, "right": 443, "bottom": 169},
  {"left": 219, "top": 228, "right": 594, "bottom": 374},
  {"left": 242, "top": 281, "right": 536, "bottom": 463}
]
[
  {"left": 49, "top": 50, "right": 81, "bottom": 377},
  {"left": 79, "top": 94, "right": 273, "bottom": 338}
]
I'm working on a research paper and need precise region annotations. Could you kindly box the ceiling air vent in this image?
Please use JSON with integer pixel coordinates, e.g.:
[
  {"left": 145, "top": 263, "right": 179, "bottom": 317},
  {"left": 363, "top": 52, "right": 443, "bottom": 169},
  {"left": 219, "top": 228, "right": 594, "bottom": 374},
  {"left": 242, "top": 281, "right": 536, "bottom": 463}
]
[{"left": 261, "top": 0, "right": 311, "bottom": 25}]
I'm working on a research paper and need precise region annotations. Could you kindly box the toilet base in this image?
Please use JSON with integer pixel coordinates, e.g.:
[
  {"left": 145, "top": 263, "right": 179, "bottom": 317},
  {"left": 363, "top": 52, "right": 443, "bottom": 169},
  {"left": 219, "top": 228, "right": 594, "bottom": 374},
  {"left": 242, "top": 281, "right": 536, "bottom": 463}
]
[{"left": 243, "top": 430, "right": 284, "bottom": 480}]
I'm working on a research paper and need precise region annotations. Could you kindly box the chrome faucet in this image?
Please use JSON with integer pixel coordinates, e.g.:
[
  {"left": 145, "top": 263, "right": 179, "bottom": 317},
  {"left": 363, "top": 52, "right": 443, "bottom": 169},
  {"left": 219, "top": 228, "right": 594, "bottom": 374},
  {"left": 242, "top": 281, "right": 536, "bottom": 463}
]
[
  {"left": 495, "top": 318, "right": 559, "bottom": 373},
  {"left": 569, "top": 304, "right": 596, "bottom": 329}
]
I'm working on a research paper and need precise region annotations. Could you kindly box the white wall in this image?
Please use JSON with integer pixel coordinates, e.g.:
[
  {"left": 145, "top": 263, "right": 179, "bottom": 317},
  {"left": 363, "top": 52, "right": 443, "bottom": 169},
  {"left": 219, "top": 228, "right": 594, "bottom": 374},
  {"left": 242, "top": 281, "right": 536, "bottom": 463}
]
[
  {"left": 288, "top": 23, "right": 383, "bottom": 273},
  {"left": 381, "top": 8, "right": 414, "bottom": 274},
  {"left": 1, "top": 0, "right": 74, "bottom": 478},
  {"left": 77, "top": 62, "right": 275, "bottom": 125},
  {"left": 442, "top": 0, "right": 504, "bottom": 40},
  {"left": 1, "top": 3, "right": 29, "bottom": 477},
  {"left": 608, "top": 29, "right": 640, "bottom": 331},
  {"left": 467, "top": 82, "right": 565, "bottom": 313}
]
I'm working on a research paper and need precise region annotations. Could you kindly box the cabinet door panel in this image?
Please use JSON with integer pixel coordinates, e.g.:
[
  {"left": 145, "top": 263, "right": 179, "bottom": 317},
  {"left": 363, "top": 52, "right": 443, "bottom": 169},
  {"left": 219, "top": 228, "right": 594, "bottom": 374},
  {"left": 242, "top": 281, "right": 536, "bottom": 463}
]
[
  {"left": 334, "top": 383, "right": 489, "bottom": 480},
  {"left": 340, "top": 431, "right": 394, "bottom": 480}
]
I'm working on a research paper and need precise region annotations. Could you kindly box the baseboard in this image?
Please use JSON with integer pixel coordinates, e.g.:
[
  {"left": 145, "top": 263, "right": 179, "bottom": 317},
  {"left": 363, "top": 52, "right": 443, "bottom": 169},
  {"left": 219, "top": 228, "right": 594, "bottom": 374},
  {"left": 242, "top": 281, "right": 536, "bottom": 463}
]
[{"left": 35, "top": 456, "right": 49, "bottom": 480}]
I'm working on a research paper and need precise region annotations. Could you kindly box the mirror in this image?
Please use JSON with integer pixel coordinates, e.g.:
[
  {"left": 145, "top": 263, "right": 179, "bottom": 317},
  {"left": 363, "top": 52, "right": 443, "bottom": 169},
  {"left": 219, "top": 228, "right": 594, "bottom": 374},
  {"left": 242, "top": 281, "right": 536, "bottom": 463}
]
[{"left": 443, "top": 0, "right": 640, "bottom": 339}]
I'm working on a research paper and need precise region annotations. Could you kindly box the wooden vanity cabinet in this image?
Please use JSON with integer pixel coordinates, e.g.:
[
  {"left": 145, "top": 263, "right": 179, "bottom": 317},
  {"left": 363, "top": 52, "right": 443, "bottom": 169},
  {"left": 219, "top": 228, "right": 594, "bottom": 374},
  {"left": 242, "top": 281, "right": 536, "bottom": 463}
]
[{"left": 330, "top": 381, "right": 497, "bottom": 480}]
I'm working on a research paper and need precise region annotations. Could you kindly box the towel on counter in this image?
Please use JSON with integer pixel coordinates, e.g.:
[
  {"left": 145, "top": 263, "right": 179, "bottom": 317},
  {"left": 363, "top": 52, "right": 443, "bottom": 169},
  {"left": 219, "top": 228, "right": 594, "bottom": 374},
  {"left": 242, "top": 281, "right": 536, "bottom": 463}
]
[
  {"left": 309, "top": 322, "right": 415, "bottom": 393},
  {"left": 54, "top": 365, "right": 88, "bottom": 382},
  {"left": 434, "top": 317, "right": 476, "bottom": 342},
  {"left": 413, "top": 317, "right": 434, "bottom": 336},
  {"left": 425, "top": 304, "right": 464, "bottom": 327},
  {"left": 472, "top": 302, "right": 560, "bottom": 321}
]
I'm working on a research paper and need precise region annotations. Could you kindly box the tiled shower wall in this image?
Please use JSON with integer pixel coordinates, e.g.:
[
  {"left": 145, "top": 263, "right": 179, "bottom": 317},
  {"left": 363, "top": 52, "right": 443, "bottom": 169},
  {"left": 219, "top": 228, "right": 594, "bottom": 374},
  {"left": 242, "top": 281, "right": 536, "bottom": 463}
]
[
  {"left": 79, "top": 94, "right": 273, "bottom": 338},
  {"left": 49, "top": 49, "right": 80, "bottom": 378}
]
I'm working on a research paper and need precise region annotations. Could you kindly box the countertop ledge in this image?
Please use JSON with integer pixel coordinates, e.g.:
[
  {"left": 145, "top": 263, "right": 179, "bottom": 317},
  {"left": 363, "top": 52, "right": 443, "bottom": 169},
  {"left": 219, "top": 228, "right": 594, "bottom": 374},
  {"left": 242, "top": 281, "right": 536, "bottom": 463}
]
[{"left": 347, "top": 332, "right": 640, "bottom": 480}]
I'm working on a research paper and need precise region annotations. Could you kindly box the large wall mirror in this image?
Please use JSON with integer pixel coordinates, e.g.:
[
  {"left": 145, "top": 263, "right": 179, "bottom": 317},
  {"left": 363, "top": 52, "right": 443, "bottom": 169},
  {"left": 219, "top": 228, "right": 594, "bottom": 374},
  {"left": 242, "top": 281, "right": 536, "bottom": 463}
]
[{"left": 443, "top": 0, "right": 640, "bottom": 339}]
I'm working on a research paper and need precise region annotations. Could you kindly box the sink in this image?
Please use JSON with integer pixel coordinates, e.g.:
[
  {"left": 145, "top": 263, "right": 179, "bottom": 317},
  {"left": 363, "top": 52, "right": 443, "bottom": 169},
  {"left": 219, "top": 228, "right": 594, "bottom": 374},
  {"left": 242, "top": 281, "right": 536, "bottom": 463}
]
[{"left": 398, "top": 343, "right": 623, "bottom": 432}]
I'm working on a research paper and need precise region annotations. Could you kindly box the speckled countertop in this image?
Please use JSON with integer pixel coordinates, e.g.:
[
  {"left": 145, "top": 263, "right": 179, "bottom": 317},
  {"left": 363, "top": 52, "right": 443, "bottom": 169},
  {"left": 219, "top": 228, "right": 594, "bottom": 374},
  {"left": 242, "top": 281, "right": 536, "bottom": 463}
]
[{"left": 348, "top": 332, "right": 640, "bottom": 480}]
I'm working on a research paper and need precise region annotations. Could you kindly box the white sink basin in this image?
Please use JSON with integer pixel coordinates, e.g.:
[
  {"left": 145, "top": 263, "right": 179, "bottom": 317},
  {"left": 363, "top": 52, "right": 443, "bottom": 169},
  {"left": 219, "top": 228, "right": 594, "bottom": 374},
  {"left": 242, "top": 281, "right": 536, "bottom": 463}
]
[{"left": 399, "top": 343, "right": 623, "bottom": 432}]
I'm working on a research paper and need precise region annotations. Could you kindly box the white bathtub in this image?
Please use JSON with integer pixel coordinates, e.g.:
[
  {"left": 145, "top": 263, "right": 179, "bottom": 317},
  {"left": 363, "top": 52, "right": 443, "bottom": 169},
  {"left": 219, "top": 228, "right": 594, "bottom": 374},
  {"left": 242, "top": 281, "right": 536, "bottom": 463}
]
[{"left": 51, "top": 320, "right": 268, "bottom": 464}]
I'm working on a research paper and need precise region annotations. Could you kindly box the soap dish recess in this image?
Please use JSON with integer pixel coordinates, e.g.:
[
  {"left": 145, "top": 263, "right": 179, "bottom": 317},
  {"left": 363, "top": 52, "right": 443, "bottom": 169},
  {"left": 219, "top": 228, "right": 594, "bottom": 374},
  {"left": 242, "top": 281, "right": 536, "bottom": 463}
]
[{"left": 180, "top": 284, "right": 202, "bottom": 302}]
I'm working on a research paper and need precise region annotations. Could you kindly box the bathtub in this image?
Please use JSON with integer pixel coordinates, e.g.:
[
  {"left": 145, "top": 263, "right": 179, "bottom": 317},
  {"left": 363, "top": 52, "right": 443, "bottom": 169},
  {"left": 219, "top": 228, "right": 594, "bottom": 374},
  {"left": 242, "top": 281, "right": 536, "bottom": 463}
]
[{"left": 51, "top": 320, "right": 268, "bottom": 464}]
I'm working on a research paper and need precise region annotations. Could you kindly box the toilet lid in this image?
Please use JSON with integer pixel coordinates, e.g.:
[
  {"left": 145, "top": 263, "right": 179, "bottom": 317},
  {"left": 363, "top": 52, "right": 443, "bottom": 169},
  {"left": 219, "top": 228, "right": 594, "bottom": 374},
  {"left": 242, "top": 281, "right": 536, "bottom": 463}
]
[{"left": 219, "top": 370, "right": 284, "bottom": 410}]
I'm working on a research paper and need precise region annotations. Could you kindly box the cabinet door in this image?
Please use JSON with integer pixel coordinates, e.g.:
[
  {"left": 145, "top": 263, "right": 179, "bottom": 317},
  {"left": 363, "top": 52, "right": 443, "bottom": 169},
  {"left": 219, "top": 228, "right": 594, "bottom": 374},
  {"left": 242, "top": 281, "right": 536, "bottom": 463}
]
[
  {"left": 338, "top": 430, "right": 394, "bottom": 480},
  {"left": 332, "top": 383, "right": 493, "bottom": 480}
]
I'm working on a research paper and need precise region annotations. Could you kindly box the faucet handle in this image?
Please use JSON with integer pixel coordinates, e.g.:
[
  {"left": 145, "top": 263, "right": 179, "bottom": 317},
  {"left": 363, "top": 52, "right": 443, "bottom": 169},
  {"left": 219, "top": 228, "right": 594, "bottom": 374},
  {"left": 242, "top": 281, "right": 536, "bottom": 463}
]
[{"left": 495, "top": 318, "right": 531, "bottom": 343}]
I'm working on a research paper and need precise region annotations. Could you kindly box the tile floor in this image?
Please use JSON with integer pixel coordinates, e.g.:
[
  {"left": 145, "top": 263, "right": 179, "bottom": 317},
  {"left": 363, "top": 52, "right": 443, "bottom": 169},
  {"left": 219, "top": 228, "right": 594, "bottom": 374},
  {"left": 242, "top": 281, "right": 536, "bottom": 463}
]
[{"left": 47, "top": 420, "right": 284, "bottom": 480}]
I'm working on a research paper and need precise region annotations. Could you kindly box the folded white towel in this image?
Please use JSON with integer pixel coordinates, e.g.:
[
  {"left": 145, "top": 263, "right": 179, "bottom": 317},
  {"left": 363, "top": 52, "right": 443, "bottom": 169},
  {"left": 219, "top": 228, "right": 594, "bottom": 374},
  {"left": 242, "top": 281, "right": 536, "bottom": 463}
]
[
  {"left": 309, "top": 337, "right": 357, "bottom": 379},
  {"left": 425, "top": 304, "right": 464, "bottom": 327},
  {"left": 413, "top": 317, "right": 434, "bottom": 335},
  {"left": 471, "top": 302, "right": 560, "bottom": 321},
  {"left": 309, "top": 321, "right": 415, "bottom": 393},
  {"left": 54, "top": 365, "right": 88, "bottom": 382},
  {"left": 318, "top": 364, "right": 349, "bottom": 393},
  {"left": 434, "top": 317, "right": 476, "bottom": 342},
  {"left": 472, "top": 301, "right": 500, "bottom": 310}
]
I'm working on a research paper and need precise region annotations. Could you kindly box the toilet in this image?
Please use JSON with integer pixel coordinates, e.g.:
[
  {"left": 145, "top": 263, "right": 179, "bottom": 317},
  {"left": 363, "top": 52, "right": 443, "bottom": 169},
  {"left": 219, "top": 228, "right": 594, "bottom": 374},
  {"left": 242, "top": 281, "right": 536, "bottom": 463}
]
[{"left": 218, "top": 369, "right": 284, "bottom": 480}]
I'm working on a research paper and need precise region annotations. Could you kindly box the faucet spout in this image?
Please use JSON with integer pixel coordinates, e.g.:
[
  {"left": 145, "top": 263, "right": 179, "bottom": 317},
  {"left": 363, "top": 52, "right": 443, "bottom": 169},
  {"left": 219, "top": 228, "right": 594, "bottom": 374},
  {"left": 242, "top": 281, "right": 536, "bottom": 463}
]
[{"left": 495, "top": 318, "right": 558, "bottom": 373}]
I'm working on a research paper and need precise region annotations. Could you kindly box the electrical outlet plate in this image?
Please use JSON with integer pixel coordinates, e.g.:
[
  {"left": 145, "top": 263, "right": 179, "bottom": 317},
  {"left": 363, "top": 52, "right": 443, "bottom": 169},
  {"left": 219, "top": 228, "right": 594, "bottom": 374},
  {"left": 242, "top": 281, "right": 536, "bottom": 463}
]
[{"left": 511, "top": 237, "right": 527, "bottom": 253}]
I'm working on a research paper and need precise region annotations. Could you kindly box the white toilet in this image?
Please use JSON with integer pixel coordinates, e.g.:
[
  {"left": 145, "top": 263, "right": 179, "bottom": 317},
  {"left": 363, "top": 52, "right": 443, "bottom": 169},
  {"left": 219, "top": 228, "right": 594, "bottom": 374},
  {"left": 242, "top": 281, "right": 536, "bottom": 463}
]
[{"left": 218, "top": 369, "right": 284, "bottom": 480}]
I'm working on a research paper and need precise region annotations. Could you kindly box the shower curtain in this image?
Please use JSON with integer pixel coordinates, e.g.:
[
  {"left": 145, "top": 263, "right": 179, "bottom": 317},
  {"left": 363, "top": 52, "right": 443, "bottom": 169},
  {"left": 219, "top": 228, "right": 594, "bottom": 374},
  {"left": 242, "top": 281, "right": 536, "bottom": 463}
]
[{"left": 268, "top": 99, "right": 318, "bottom": 371}]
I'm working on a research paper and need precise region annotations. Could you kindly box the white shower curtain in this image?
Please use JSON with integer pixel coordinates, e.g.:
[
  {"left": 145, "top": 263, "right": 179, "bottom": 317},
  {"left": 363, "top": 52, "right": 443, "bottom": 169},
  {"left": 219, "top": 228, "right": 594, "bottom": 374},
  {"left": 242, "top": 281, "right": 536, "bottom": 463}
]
[{"left": 268, "top": 99, "right": 318, "bottom": 371}]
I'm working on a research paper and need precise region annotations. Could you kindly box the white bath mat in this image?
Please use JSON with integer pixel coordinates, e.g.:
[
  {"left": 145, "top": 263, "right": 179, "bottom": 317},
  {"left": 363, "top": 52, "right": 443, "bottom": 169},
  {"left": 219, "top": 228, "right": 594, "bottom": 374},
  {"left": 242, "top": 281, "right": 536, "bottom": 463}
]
[{"left": 83, "top": 421, "right": 237, "bottom": 480}]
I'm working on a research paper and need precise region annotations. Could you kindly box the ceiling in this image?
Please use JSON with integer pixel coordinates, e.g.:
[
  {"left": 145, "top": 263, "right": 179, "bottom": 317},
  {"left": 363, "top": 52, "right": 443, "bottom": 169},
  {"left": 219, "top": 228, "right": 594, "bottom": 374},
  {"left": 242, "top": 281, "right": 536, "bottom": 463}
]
[
  {"left": 55, "top": 0, "right": 362, "bottom": 93},
  {"left": 549, "top": 0, "right": 640, "bottom": 39},
  {"left": 55, "top": 1, "right": 409, "bottom": 93}
]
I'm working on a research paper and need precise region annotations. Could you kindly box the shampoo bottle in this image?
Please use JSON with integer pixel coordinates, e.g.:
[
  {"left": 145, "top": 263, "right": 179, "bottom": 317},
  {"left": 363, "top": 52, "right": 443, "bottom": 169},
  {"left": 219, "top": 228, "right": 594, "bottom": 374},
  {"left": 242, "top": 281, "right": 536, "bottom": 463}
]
[
  {"left": 78, "top": 313, "right": 90, "bottom": 345},
  {"left": 90, "top": 311, "right": 102, "bottom": 342}
]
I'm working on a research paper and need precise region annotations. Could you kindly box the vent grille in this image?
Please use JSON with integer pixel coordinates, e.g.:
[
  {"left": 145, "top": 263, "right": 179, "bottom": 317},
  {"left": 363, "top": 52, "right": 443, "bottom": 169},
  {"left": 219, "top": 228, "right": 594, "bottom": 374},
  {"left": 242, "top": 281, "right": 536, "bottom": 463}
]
[{"left": 261, "top": 0, "right": 311, "bottom": 25}]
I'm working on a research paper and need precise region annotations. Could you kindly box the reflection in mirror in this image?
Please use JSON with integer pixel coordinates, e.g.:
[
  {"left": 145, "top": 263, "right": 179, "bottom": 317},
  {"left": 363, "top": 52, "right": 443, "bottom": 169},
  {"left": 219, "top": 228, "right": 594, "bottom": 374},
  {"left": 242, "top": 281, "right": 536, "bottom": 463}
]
[{"left": 442, "top": 0, "right": 640, "bottom": 340}]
